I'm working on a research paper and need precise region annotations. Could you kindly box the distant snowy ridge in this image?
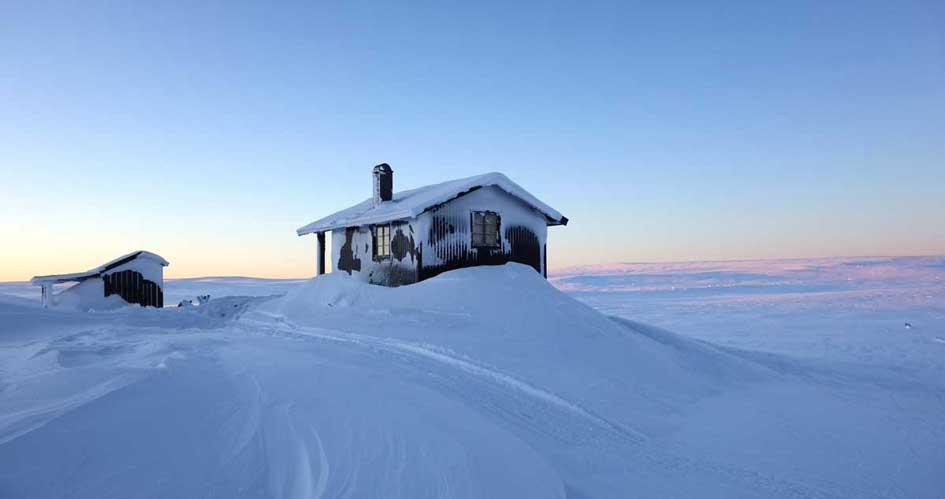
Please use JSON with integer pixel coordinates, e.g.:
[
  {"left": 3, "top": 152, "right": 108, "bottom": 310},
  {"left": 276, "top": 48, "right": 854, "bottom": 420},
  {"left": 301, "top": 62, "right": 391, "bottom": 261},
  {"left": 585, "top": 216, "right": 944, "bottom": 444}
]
[
  {"left": 551, "top": 255, "right": 945, "bottom": 386},
  {"left": 551, "top": 255, "right": 945, "bottom": 292}
]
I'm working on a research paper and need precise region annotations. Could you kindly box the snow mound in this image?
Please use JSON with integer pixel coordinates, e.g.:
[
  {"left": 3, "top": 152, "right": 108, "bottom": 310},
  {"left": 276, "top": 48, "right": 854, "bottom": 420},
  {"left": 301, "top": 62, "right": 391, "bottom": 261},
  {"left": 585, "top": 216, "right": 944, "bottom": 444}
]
[
  {"left": 255, "top": 264, "right": 774, "bottom": 436},
  {"left": 3, "top": 263, "right": 943, "bottom": 497}
]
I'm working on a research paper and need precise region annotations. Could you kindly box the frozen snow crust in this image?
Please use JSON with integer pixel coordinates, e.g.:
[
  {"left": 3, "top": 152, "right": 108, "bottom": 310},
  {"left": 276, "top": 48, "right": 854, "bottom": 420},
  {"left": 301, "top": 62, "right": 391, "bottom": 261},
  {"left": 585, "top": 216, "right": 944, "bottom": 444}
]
[{"left": 1, "top": 263, "right": 943, "bottom": 498}]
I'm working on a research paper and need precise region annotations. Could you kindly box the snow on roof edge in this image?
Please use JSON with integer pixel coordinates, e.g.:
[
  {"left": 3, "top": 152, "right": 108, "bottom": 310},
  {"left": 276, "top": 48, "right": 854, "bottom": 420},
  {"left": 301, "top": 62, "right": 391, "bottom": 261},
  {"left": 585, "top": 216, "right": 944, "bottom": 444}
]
[
  {"left": 297, "top": 172, "right": 567, "bottom": 236},
  {"left": 31, "top": 250, "right": 170, "bottom": 285}
]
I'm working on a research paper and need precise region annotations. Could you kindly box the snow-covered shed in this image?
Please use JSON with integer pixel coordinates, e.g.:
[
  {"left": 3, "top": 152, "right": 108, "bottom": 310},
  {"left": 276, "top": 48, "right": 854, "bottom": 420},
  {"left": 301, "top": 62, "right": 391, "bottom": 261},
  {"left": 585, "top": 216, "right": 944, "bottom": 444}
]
[
  {"left": 31, "top": 251, "right": 169, "bottom": 309},
  {"left": 297, "top": 164, "right": 568, "bottom": 286}
]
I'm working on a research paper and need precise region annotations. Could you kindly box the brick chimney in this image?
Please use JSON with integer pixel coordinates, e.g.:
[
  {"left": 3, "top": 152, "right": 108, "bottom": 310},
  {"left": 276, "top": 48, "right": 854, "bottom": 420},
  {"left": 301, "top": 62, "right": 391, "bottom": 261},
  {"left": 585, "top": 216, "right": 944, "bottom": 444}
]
[{"left": 373, "top": 163, "right": 393, "bottom": 206}]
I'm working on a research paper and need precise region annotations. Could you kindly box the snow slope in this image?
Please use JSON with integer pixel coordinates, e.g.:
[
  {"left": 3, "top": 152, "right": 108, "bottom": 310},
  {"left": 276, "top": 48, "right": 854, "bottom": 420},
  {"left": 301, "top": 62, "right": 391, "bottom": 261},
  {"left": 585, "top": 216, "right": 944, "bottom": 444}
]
[
  {"left": 554, "top": 256, "right": 945, "bottom": 384},
  {"left": 1, "top": 263, "right": 943, "bottom": 497}
]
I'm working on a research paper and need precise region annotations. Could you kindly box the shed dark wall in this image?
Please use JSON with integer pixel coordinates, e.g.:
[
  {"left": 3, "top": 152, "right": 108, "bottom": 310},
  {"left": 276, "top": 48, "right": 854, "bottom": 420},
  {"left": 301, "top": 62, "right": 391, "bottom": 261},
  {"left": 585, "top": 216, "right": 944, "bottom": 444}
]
[{"left": 103, "top": 269, "right": 164, "bottom": 307}]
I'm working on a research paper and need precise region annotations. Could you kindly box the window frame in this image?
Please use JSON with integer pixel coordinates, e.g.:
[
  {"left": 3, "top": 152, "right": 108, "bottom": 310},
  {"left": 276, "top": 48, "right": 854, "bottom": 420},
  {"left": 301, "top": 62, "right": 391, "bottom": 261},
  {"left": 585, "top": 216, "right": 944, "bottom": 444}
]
[
  {"left": 372, "top": 224, "right": 391, "bottom": 261},
  {"left": 470, "top": 210, "right": 501, "bottom": 248}
]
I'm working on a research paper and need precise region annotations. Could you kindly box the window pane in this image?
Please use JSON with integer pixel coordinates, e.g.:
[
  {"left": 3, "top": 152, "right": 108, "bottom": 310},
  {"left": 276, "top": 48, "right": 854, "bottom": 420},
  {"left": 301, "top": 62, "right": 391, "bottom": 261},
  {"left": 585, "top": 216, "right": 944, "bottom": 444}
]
[
  {"left": 470, "top": 212, "right": 499, "bottom": 246},
  {"left": 374, "top": 225, "right": 391, "bottom": 257}
]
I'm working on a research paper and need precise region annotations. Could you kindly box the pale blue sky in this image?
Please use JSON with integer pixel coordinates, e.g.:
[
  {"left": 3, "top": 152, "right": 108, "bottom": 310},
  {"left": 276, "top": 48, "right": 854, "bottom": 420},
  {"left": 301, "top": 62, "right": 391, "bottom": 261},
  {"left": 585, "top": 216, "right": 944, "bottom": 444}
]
[{"left": 2, "top": 0, "right": 943, "bottom": 279}]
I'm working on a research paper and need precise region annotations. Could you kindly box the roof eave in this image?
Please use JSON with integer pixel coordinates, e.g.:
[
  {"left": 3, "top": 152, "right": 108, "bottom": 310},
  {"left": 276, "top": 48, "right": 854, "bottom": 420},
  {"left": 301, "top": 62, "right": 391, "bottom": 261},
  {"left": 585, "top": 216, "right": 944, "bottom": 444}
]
[
  {"left": 296, "top": 173, "right": 567, "bottom": 235},
  {"left": 31, "top": 272, "right": 100, "bottom": 285},
  {"left": 30, "top": 250, "right": 169, "bottom": 285},
  {"left": 548, "top": 215, "right": 569, "bottom": 227}
]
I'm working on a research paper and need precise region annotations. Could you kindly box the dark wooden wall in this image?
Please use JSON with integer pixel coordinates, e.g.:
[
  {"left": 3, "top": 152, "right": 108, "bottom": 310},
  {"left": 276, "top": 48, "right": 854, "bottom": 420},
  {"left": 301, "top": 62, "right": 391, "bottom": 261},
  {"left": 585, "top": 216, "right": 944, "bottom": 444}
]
[
  {"left": 328, "top": 186, "right": 549, "bottom": 287},
  {"left": 418, "top": 197, "right": 544, "bottom": 282},
  {"left": 103, "top": 270, "right": 164, "bottom": 307}
]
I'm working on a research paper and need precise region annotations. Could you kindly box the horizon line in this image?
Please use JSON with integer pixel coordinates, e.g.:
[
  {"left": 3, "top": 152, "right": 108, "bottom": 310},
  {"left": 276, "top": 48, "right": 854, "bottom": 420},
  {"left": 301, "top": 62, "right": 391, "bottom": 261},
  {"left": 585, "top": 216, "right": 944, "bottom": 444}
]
[{"left": 3, "top": 253, "right": 942, "bottom": 284}]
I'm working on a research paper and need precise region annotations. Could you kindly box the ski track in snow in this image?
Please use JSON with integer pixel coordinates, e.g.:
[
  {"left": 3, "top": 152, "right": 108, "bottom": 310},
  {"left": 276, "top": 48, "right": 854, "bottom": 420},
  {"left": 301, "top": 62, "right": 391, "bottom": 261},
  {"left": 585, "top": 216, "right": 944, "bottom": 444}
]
[
  {"left": 248, "top": 318, "right": 648, "bottom": 446},
  {"left": 2, "top": 260, "right": 944, "bottom": 498},
  {"left": 268, "top": 404, "right": 330, "bottom": 499},
  {"left": 1, "top": 318, "right": 899, "bottom": 499},
  {"left": 0, "top": 317, "right": 925, "bottom": 499},
  {"left": 0, "top": 373, "right": 139, "bottom": 446},
  {"left": 241, "top": 319, "right": 863, "bottom": 499}
]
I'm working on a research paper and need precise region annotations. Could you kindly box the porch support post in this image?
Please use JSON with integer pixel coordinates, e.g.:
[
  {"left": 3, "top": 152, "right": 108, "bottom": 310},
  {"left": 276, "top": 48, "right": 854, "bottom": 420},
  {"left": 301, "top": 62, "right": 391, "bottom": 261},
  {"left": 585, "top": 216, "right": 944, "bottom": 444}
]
[{"left": 316, "top": 232, "right": 326, "bottom": 276}]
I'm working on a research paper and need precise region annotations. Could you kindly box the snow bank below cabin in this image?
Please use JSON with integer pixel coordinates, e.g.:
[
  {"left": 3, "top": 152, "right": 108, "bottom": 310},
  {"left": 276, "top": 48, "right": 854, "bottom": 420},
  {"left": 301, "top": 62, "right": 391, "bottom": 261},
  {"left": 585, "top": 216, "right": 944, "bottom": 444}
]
[
  {"left": 253, "top": 264, "right": 776, "bottom": 436},
  {"left": 0, "top": 263, "right": 943, "bottom": 498}
]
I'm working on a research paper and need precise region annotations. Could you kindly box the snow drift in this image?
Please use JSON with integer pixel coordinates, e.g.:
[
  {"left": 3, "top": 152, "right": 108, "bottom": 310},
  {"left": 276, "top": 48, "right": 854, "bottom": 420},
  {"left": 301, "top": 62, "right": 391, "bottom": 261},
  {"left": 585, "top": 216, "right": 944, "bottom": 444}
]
[
  {"left": 1, "top": 264, "right": 943, "bottom": 498},
  {"left": 253, "top": 264, "right": 775, "bottom": 436}
]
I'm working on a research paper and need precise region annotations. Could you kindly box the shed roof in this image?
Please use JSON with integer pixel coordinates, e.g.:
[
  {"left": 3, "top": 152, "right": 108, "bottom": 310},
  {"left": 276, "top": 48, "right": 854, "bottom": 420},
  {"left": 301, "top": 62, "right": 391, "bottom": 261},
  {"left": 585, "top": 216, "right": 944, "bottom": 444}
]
[
  {"left": 31, "top": 251, "right": 170, "bottom": 285},
  {"left": 297, "top": 172, "right": 567, "bottom": 236}
]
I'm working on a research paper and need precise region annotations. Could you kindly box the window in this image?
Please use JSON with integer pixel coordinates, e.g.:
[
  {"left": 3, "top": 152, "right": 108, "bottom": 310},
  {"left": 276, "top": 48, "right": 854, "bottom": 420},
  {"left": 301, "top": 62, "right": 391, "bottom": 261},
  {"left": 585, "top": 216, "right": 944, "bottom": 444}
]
[
  {"left": 471, "top": 211, "right": 499, "bottom": 247},
  {"left": 373, "top": 224, "right": 390, "bottom": 259}
]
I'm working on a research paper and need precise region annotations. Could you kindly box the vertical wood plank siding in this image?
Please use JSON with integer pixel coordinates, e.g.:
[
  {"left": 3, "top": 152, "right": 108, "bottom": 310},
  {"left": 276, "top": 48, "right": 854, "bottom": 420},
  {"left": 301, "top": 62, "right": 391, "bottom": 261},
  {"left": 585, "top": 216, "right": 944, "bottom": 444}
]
[
  {"left": 103, "top": 270, "right": 164, "bottom": 307},
  {"left": 418, "top": 186, "right": 545, "bottom": 281}
]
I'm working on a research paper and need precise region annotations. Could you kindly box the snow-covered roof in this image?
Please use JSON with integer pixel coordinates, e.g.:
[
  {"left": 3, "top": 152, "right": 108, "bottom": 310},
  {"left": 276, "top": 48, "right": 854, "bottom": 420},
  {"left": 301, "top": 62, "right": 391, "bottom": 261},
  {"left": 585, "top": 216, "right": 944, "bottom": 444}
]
[
  {"left": 297, "top": 172, "right": 568, "bottom": 235},
  {"left": 31, "top": 251, "right": 170, "bottom": 285}
]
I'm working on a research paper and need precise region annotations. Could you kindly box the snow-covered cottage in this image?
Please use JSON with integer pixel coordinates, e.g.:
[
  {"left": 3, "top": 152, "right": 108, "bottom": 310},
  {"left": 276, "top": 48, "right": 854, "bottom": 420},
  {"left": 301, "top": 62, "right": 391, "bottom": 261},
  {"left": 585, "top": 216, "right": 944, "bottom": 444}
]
[
  {"left": 297, "top": 165, "right": 568, "bottom": 286},
  {"left": 31, "top": 251, "right": 169, "bottom": 309}
]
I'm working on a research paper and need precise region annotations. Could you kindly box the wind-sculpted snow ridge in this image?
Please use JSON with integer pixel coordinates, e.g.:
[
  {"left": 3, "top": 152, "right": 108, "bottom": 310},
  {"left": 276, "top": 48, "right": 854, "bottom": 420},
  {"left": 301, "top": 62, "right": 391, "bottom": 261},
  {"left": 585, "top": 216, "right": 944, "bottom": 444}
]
[{"left": 1, "top": 263, "right": 944, "bottom": 498}]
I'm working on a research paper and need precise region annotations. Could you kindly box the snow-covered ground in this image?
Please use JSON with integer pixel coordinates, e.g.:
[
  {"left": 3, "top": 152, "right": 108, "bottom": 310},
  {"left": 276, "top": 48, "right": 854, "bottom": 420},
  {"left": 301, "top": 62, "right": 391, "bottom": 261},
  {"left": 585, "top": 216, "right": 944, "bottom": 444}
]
[
  {"left": 0, "top": 257, "right": 943, "bottom": 498},
  {"left": 554, "top": 256, "right": 945, "bottom": 385}
]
